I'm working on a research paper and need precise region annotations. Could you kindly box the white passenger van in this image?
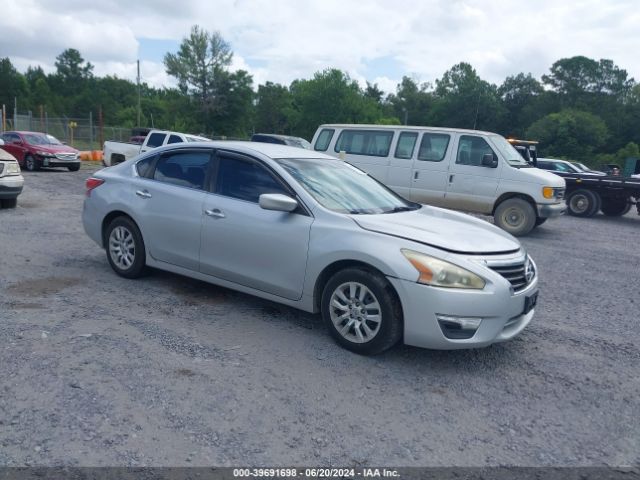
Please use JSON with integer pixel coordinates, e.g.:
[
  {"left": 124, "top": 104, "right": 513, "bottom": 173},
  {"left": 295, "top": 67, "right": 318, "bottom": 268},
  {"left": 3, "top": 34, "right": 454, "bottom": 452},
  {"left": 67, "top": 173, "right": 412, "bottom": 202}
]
[{"left": 311, "top": 124, "right": 566, "bottom": 236}]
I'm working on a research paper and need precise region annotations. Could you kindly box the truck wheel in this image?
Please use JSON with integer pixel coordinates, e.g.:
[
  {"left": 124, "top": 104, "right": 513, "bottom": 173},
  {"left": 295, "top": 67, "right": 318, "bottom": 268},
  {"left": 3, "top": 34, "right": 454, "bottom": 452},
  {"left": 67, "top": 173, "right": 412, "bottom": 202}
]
[
  {"left": 494, "top": 198, "right": 536, "bottom": 236},
  {"left": 535, "top": 217, "right": 547, "bottom": 227},
  {"left": 24, "top": 155, "right": 39, "bottom": 171},
  {"left": 566, "top": 189, "right": 600, "bottom": 217},
  {"left": 600, "top": 197, "right": 631, "bottom": 216}
]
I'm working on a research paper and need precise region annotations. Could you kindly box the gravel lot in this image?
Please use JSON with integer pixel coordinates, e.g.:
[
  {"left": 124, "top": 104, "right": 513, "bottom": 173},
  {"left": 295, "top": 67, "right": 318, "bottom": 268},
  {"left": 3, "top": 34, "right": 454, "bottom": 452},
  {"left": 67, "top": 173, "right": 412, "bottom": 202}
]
[{"left": 0, "top": 164, "right": 638, "bottom": 468}]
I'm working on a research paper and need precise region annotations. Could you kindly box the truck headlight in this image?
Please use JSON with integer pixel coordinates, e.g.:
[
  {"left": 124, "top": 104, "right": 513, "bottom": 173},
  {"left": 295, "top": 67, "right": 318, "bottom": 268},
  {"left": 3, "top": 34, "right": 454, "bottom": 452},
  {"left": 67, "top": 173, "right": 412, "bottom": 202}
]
[
  {"left": 542, "top": 186, "right": 554, "bottom": 199},
  {"left": 401, "top": 249, "right": 486, "bottom": 289}
]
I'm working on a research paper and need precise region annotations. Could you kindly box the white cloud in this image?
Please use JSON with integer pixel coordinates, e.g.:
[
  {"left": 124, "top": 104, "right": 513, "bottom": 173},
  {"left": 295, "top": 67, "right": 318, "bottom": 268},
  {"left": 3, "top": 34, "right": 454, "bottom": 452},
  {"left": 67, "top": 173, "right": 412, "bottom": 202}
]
[{"left": 1, "top": 0, "right": 639, "bottom": 92}]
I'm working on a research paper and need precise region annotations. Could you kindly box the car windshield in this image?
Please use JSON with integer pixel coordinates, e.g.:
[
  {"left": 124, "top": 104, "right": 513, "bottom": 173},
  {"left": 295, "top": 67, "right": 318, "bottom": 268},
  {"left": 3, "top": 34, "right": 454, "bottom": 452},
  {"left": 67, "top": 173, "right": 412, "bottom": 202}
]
[
  {"left": 571, "top": 162, "right": 590, "bottom": 171},
  {"left": 24, "top": 133, "right": 63, "bottom": 145},
  {"left": 490, "top": 135, "right": 530, "bottom": 167},
  {"left": 276, "top": 158, "right": 419, "bottom": 214}
]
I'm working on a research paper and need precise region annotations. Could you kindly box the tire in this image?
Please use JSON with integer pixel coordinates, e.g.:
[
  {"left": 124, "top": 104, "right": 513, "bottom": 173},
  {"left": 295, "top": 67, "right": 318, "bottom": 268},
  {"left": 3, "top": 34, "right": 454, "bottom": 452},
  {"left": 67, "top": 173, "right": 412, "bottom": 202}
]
[
  {"left": 600, "top": 197, "right": 631, "bottom": 216},
  {"left": 493, "top": 198, "right": 537, "bottom": 236},
  {"left": 321, "top": 267, "right": 402, "bottom": 355},
  {"left": 68, "top": 164, "right": 80, "bottom": 172},
  {"left": 24, "top": 155, "right": 39, "bottom": 172},
  {"left": 105, "top": 216, "right": 147, "bottom": 279},
  {"left": 566, "top": 189, "right": 600, "bottom": 217},
  {"left": 535, "top": 217, "right": 547, "bottom": 227},
  {"left": 2, "top": 198, "right": 18, "bottom": 208}
]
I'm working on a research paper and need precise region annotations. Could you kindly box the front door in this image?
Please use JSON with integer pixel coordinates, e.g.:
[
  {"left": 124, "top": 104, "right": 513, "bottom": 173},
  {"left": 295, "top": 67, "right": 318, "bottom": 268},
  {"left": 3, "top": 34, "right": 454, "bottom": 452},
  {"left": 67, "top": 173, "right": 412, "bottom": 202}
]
[
  {"left": 199, "top": 152, "right": 313, "bottom": 300},
  {"left": 444, "top": 134, "right": 502, "bottom": 214}
]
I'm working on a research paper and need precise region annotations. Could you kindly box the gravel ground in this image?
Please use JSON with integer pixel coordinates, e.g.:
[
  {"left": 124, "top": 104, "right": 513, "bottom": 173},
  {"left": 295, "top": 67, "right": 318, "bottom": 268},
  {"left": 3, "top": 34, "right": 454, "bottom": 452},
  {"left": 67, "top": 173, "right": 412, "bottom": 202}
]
[{"left": 0, "top": 164, "right": 638, "bottom": 467}]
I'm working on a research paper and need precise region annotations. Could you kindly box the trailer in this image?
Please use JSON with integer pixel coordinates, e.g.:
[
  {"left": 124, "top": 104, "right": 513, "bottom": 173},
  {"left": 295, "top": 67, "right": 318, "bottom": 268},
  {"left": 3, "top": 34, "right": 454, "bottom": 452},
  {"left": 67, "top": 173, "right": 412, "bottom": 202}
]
[{"left": 549, "top": 172, "right": 640, "bottom": 217}]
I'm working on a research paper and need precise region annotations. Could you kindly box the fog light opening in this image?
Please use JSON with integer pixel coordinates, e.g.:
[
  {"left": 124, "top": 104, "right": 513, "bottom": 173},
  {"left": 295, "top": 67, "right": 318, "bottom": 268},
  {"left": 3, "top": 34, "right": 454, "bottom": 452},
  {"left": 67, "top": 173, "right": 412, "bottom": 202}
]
[{"left": 436, "top": 314, "right": 482, "bottom": 340}]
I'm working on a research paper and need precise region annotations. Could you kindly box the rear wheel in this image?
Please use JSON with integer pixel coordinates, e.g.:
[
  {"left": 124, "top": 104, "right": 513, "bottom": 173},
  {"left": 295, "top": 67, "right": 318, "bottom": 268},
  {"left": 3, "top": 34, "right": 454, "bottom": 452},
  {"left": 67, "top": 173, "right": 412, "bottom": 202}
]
[
  {"left": 493, "top": 198, "right": 536, "bottom": 236},
  {"left": 105, "top": 216, "right": 147, "bottom": 278},
  {"left": 566, "top": 189, "right": 600, "bottom": 217},
  {"left": 600, "top": 197, "right": 631, "bottom": 216},
  {"left": 24, "top": 155, "right": 39, "bottom": 171},
  {"left": 321, "top": 268, "right": 402, "bottom": 355}
]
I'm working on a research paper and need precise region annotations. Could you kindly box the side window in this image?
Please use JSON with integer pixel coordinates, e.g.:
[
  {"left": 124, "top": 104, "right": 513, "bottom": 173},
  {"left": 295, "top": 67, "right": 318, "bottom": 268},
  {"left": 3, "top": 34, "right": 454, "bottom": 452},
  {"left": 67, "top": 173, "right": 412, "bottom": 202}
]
[
  {"left": 394, "top": 132, "right": 418, "bottom": 159},
  {"left": 456, "top": 135, "right": 495, "bottom": 166},
  {"left": 314, "top": 129, "right": 334, "bottom": 151},
  {"left": 153, "top": 151, "right": 210, "bottom": 189},
  {"left": 216, "top": 156, "right": 288, "bottom": 203},
  {"left": 334, "top": 130, "right": 394, "bottom": 157},
  {"left": 136, "top": 155, "right": 155, "bottom": 178},
  {"left": 417, "top": 133, "right": 450, "bottom": 162},
  {"left": 146, "top": 133, "right": 166, "bottom": 148},
  {"left": 167, "top": 135, "right": 183, "bottom": 144}
]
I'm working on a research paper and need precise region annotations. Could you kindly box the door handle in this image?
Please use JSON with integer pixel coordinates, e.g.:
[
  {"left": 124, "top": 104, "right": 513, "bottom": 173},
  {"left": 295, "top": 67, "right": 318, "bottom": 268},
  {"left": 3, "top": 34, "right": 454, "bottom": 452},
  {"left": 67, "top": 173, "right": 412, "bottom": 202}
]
[
  {"left": 135, "top": 190, "right": 152, "bottom": 199},
  {"left": 204, "top": 208, "right": 226, "bottom": 219},
  {"left": 449, "top": 174, "right": 455, "bottom": 183},
  {"left": 413, "top": 171, "right": 419, "bottom": 180}
]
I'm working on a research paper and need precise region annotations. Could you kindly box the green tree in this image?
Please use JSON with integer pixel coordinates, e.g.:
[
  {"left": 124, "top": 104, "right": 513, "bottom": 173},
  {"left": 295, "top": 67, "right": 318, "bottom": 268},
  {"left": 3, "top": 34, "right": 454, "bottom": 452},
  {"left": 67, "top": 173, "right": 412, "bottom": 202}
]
[
  {"left": 432, "top": 62, "right": 505, "bottom": 131},
  {"left": 0, "top": 58, "right": 28, "bottom": 111},
  {"left": 255, "top": 82, "right": 292, "bottom": 134},
  {"left": 385, "top": 76, "right": 433, "bottom": 126},
  {"left": 210, "top": 69, "right": 254, "bottom": 137},
  {"left": 526, "top": 109, "right": 608, "bottom": 161},
  {"left": 498, "top": 73, "right": 546, "bottom": 137}
]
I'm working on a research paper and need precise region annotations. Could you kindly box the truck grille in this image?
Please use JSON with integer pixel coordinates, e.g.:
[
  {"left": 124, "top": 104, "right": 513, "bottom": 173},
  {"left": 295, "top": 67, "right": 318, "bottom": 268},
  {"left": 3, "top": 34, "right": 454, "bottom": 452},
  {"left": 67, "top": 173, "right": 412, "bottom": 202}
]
[
  {"left": 489, "top": 260, "right": 533, "bottom": 292},
  {"left": 55, "top": 153, "right": 77, "bottom": 160}
]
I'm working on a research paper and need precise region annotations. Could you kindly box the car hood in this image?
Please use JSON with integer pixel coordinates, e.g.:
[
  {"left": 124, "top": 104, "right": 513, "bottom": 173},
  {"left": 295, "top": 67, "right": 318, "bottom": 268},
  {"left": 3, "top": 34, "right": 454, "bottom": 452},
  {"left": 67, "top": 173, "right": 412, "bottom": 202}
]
[
  {"left": 351, "top": 206, "right": 521, "bottom": 254},
  {"left": 34, "top": 144, "right": 79, "bottom": 154}
]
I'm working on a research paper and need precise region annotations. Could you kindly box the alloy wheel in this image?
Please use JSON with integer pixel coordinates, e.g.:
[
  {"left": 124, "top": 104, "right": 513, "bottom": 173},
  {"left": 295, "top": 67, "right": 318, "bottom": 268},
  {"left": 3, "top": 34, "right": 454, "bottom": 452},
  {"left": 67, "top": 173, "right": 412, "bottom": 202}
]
[{"left": 329, "top": 282, "right": 382, "bottom": 343}]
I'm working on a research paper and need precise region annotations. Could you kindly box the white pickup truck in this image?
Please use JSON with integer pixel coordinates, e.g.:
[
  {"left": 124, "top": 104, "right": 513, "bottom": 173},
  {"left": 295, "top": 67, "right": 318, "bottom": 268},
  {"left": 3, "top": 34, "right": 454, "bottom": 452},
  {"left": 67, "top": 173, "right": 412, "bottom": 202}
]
[{"left": 103, "top": 130, "right": 210, "bottom": 166}]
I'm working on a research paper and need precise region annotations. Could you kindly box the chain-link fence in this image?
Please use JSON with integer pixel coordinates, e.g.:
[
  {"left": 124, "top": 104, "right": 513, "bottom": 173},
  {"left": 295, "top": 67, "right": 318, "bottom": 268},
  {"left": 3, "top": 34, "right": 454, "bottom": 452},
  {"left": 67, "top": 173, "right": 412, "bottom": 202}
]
[{"left": 0, "top": 111, "right": 131, "bottom": 151}]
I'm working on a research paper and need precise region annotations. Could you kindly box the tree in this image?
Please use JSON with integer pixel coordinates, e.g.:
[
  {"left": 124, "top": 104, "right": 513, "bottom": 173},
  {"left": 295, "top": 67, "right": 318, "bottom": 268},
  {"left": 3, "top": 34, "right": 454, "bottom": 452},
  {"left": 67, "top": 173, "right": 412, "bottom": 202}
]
[
  {"left": 498, "top": 73, "right": 546, "bottom": 137},
  {"left": 210, "top": 69, "right": 255, "bottom": 136},
  {"left": 55, "top": 48, "right": 94, "bottom": 82},
  {"left": 432, "top": 62, "right": 505, "bottom": 131},
  {"left": 0, "top": 58, "right": 28, "bottom": 110},
  {"left": 255, "top": 82, "right": 292, "bottom": 134},
  {"left": 526, "top": 109, "right": 608, "bottom": 161},
  {"left": 385, "top": 76, "right": 433, "bottom": 126}
]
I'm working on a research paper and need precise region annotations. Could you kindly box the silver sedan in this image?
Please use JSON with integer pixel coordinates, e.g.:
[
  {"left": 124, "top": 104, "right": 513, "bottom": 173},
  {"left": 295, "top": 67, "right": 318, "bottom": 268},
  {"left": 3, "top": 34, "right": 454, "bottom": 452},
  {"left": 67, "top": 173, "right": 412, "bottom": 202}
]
[{"left": 83, "top": 142, "right": 538, "bottom": 354}]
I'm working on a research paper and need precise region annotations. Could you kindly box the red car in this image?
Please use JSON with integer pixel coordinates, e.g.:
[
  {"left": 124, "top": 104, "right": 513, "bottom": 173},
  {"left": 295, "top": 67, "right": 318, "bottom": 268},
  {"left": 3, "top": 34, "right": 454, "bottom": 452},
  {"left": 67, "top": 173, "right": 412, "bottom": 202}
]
[{"left": 0, "top": 131, "right": 81, "bottom": 172}]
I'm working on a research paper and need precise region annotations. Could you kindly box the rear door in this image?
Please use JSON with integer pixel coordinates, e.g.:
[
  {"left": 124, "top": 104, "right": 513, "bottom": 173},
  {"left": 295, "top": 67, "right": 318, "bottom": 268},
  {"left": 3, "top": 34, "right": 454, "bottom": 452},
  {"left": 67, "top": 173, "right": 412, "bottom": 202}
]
[
  {"left": 409, "top": 131, "right": 452, "bottom": 207},
  {"left": 444, "top": 134, "right": 502, "bottom": 213},
  {"left": 199, "top": 151, "right": 313, "bottom": 300},
  {"left": 130, "top": 148, "right": 212, "bottom": 271}
]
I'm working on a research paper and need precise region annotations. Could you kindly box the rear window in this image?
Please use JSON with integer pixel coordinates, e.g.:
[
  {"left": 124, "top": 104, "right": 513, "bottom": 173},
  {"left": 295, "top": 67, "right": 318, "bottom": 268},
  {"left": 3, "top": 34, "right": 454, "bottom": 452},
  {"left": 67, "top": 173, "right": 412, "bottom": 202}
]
[
  {"left": 334, "top": 130, "right": 394, "bottom": 157},
  {"left": 146, "top": 133, "right": 166, "bottom": 148},
  {"left": 314, "top": 129, "right": 334, "bottom": 151},
  {"left": 167, "top": 135, "right": 183, "bottom": 144}
]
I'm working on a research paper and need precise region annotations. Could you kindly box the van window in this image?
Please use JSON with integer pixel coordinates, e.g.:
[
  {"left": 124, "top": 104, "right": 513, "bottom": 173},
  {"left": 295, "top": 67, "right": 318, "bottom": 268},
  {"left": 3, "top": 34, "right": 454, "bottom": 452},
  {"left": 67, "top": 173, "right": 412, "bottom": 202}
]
[
  {"left": 314, "top": 129, "right": 335, "bottom": 151},
  {"left": 456, "top": 135, "right": 496, "bottom": 166},
  {"left": 394, "top": 132, "right": 418, "bottom": 159},
  {"left": 417, "top": 133, "right": 450, "bottom": 162},
  {"left": 334, "top": 130, "right": 394, "bottom": 157}
]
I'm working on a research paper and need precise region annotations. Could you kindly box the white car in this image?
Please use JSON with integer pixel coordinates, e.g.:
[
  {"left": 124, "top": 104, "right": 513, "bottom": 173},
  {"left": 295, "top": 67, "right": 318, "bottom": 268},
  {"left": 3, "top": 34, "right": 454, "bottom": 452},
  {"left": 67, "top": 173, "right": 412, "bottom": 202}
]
[{"left": 0, "top": 139, "right": 24, "bottom": 208}]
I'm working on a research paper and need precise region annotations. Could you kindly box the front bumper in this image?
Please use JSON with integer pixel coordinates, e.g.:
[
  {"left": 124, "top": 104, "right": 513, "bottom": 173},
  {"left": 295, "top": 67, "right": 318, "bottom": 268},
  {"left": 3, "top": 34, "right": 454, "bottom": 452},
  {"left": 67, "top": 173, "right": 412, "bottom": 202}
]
[
  {"left": 39, "top": 156, "right": 80, "bottom": 168},
  {"left": 537, "top": 201, "right": 566, "bottom": 218},
  {"left": 388, "top": 274, "right": 538, "bottom": 350},
  {"left": 0, "top": 175, "right": 24, "bottom": 199}
]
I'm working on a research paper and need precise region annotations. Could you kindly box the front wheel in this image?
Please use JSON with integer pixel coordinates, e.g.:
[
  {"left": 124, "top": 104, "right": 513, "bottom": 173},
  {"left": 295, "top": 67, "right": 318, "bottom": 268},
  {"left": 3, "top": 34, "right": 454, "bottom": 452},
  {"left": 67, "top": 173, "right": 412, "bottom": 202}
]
[
  {"left": 68, "top": 164, "right": 81, "bottom": 172},
  {"left": 24, "top": 155, "right": 39, "bottom": 171},
  {"left": 105, "top": 217, "right": 147, "bottom": 278},
  {"left": 494, "top": 198, "right": 536, "bottom": 236},
  {"left": 321, "top": 268, "right": 402, "bottom": 355}
]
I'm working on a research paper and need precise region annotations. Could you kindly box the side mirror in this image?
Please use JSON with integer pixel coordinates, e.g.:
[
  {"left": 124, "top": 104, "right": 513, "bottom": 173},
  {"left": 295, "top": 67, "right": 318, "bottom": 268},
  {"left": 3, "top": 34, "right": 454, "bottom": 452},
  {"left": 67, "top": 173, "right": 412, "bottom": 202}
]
[
  {"left": 259, "top": 193, "right": 298, "bottom": 212},
  {"left": 482, "top": 153, "right": 498, "bottom": 168}
]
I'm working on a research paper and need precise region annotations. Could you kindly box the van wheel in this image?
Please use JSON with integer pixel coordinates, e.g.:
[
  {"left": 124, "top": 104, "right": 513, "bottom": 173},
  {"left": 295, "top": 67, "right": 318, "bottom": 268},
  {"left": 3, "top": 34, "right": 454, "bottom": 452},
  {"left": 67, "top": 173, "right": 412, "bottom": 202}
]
[
  {"left": 321, "top": 268, "right": 402, "bottom": 355},
  {"left": 494, "top": 198, "right": 536, "bottom": 236},
  {"left": 567, "top": 189, "right": 600, "bottom": 217},
  {"left": 535, "top": 217, "right": 547, "bottom": 227}
]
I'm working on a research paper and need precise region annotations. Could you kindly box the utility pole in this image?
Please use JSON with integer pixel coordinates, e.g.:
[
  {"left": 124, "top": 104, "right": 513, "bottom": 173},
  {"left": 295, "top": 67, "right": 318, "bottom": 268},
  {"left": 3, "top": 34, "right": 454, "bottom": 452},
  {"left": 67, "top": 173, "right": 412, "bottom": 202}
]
[{"left": 137, "top": 60, "right": 141, "bottom": 127}]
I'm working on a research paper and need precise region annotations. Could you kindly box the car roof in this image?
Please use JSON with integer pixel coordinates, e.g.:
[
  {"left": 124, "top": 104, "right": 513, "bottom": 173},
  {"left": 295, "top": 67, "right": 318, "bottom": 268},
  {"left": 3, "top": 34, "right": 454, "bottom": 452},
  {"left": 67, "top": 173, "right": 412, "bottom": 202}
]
[
  {"left": 318, "top": 123, "right": 496, "bottom": 136},
  {"left": 155, "top": 140, "right": 334, "bottom": 160}
]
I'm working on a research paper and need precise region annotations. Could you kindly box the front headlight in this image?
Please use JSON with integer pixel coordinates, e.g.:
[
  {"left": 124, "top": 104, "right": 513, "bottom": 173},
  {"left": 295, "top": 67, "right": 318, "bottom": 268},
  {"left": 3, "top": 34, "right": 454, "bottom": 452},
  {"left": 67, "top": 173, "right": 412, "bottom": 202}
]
[
  {"left": 36, "top": 150, "right": 53, "bottom": 157},
  {"left": 401, "top": 249, "right": 486, "bottom": 289}
]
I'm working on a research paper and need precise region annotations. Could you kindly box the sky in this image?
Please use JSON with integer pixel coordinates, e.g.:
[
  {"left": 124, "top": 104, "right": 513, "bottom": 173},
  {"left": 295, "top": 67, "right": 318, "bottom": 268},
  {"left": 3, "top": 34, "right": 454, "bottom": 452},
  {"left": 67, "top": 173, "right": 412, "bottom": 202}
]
[{"left": 1, "top": 0, "right": 638, "bottom": 93}]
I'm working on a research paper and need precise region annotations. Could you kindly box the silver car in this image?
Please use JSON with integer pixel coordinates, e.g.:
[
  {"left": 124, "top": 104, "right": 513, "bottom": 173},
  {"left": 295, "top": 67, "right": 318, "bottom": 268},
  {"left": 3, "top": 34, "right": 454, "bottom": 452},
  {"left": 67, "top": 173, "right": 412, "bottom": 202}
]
[{"left": 82, "top": 142, "right": 539, "bottom": 355}]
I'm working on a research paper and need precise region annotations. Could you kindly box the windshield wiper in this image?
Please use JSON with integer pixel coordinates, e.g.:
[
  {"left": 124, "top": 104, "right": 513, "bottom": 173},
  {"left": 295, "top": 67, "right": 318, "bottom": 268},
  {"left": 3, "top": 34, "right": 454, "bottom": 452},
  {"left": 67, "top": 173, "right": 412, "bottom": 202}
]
[{"left": 384, "top": 206, "right": 416, "bottom": 213}]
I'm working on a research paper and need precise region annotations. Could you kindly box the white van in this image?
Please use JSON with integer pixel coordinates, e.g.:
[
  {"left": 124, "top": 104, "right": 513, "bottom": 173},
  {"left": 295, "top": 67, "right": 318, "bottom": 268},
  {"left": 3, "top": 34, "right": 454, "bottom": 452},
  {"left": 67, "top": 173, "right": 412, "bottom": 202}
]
[{"left": 311, "top": 124, "right": 566, "bottom": 236}]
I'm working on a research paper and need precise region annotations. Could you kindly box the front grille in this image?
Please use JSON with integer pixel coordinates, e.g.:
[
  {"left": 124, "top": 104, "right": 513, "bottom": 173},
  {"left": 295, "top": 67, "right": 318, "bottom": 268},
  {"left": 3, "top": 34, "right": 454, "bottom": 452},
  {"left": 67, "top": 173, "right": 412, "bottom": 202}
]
[
  {"left": 55, "top": 153, "right": 77, "bottom": 160},
  {"left": 555, "top": 188, "right": 565, "bottom": 200},
  {"left": 489, "top": 261, "right": 531, "bottom": 292}
]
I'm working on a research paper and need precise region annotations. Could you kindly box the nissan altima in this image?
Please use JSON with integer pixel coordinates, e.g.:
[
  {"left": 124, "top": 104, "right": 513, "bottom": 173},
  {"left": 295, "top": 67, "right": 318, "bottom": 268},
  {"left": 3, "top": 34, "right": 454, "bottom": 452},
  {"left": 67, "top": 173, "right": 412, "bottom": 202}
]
[{"left": 82, "top": 142, "right": 538, "bottom": 354}]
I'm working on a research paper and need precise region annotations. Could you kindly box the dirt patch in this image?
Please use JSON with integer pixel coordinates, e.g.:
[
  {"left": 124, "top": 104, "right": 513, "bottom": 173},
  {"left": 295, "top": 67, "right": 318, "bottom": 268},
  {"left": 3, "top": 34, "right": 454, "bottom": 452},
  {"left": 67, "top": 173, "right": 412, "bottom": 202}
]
[{"left": 6, "top": 276, "right": 81, "bottom": 297}]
